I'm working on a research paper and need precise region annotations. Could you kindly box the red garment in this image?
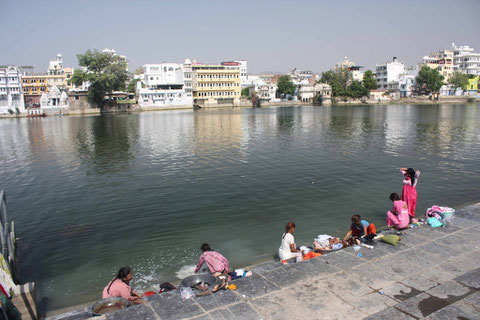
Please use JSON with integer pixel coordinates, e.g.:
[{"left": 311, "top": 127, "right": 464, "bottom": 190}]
[
  {"left": 195, "top": 251, "right": 229, "bottom": 274},
  {"left": 401, "top": 170, "right": 419, "bottom": 217}
]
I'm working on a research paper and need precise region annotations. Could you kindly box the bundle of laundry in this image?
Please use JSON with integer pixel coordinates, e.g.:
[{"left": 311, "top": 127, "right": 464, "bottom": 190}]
[
  {"left": 313, "top": 234, "right": 343, "bottom": 252},
  {"left": 426, "top": 206, "right": 455, "bottom": 222}
]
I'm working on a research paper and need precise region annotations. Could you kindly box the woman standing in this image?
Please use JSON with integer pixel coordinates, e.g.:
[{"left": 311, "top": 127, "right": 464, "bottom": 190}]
[
  {"left": 278, "top": 222, "right": 302, "bottom": 261},
  {"left": 400, "top": 168, "right": 420, "bottom": 220},
  {"left": 102, "top": 267, "right": 145, "bottom": 304}
]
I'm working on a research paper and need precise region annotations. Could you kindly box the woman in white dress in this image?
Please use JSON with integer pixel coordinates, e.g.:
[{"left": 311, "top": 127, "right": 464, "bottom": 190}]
[{"left": 278, "top": 222, "right": 302, "bottom": 260}]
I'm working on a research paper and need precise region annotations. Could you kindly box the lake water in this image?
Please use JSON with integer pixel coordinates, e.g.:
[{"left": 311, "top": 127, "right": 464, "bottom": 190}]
[{"left": 0, "top": 104, "right": 479, "bottom": 313}]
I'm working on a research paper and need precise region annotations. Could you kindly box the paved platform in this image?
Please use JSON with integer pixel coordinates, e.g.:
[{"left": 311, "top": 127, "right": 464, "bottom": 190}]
[{"left": 48, "top": 203, "right": 480, "bottom": 320}]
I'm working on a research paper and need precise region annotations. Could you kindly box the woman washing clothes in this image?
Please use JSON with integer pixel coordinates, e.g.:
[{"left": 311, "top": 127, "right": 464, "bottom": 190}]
[
  {"left": 386, "top": 192, "right": 409, "bottom": 230},
  {"left": 278, "top": 221, "right": 303, "bottom": 261},
  {"left": 102, "top": 267, "right": 146, "bottom": 304},
  {"left": 195, "top": 243, "right": 230, "bottom": 276}
]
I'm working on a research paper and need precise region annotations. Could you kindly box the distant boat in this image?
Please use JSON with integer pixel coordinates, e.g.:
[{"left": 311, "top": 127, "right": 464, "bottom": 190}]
[{"left": 193, "top": 104, "right": 202, "bottom": 110}]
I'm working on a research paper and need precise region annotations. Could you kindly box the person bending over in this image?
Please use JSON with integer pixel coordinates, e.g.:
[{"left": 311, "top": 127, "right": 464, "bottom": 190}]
[
  {"left": 344, "top": 214, "right": 376, "bottom": 243},
  {"left": 195, "top": 243, "right": 230, "bottom": 276}
]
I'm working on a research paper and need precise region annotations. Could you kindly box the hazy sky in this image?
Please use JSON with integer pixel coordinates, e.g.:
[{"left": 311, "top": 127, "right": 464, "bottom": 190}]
[{"left": 1, "top": 0, "right": 479, "bottom": 74}]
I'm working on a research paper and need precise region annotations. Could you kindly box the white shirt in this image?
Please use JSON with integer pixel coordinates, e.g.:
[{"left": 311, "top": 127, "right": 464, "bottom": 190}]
[{"left": 279, "top": 233, "right": 295, "bottom": 260}]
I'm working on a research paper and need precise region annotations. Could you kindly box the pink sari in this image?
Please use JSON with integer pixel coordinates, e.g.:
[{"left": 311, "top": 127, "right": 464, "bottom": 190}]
[{"left": 401, "top": 170, "right": 420, "bottom": 217}]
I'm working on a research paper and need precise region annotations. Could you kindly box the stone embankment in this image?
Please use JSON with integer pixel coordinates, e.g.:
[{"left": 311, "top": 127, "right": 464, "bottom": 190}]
[{"left": 47, "top": 203, "right": 480, "bottom": 320}]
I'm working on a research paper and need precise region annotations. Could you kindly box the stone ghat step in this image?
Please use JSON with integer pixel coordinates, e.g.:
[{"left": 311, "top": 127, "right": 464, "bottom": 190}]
[{"left": 47, "top": 203, "right": 480, "bottom": 320}]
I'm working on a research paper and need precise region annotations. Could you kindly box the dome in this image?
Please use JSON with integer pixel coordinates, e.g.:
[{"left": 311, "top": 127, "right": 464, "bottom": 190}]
[{"left": 184, "top": 58, "right": 192, "bottom": 65}]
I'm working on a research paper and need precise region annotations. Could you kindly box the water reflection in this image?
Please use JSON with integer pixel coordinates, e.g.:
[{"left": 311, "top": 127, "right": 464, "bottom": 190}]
[
  {"left": 0, "top": 104, "right": 479, "bottom": 313},
  {"left": 76, "top": 115, "right": 139, "bottom": 174}
]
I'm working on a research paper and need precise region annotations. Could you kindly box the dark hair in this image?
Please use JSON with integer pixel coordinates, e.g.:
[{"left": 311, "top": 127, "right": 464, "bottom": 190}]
[
  {"left": 390, "top": 193, "right": 400, "bottom": 201},
  {"left": 351, "top": 214, "right": 361, "bottom": 224},
  {"left": 201, "top": 243, "right": 211, "bottom": 252},
  {"left": 285, "top": 222, "right": 296, "bottom": 233},
  {"left": 406, "top": 168, "right": 416, "bottom": 186},
  {"left": 107, "top": 267, "right": 132, "bottom": 294}
]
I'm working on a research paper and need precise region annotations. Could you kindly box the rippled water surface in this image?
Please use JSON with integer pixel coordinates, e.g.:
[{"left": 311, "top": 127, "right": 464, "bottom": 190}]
[{"left": 0, "top": 104, "right": 479, "bottom": 312}]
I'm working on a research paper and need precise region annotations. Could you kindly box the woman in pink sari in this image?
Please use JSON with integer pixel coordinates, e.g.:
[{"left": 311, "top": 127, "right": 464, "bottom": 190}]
[
  {"left": 386, "top": 193, "right": 409, "bottom": 229},
  {"left": 400, "top": 168, "right": 420, "bottom": 220}
]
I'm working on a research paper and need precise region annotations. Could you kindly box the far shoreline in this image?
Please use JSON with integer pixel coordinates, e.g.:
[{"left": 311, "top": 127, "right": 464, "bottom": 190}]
[{"left": 1, "top": 96, "right": 479, "bottom": 120}]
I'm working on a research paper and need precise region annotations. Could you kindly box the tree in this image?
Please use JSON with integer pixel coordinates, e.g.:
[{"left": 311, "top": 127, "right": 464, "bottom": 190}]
[
  {"left": 448, "top": 71, "right": 469, "bottom": 91},
  {"left": 126, "top": 78, "right": 142, "bottom": 93},
  {"left": 415, "top": 66, "right": 444, "bottom": 94},
  {"left": 241, "top": 87, "right": 250, "bottom": 97},
  {"left": 362, "top": 70, "right": 378, "bottom": 90},
  {"left": 72, "top": 49, "right": 129, "bottom": 106},
  {"left": 320, "top": 68, "right": 351, "bottom": 97},
  {"left": 348, "top": 80, "right": 368, "bottom": 98},
  {"left": 276, "top": 75, "right": 296, "bottom": 97}
]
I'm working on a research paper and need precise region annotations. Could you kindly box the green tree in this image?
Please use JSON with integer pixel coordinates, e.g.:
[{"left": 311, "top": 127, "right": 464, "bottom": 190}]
[
  {"left": 320, "top": 68, "right": 351, "bottom": 97},
  {"left": 415, "top": 66, "right": 444, "bottom": 94},
  {"left": 276, "top": 75, "right": 296, "bottom": 97},
  {"left": 126, "top": 78, "right": 142, "bottom": 93},
  {"left": 448, "top": 71, "right": 469, "bottom": 91},
  {"left": 347, "top": 80, "right": 368, "bottom": 98},
  {"left": 362, "top": 70, "right": 378, "bottom": 90},
  {"left": 72, "top": 49, "right": 129, "bottom": 106},
  {"left": 241, "top": 87, "right": 250, "bottom": 97}
]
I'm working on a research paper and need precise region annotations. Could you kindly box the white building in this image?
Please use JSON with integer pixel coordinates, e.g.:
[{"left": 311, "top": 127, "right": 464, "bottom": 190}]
[
  {"left": 248, "top": 78, "right": 278, "bottom": 102},
  {"left": 103, "top": 48, "right": 128, "bottom": 71},
  {"left": 0, "top": 66, "right": 25, "bottom": 115},
  {"left": 221, "top": 60, "right": 248, "bottom": 87},
  {"left": 298, "top": 79, "right": 315, "bottom": 102},
  {"left": 375, "top": 57, "right": 406, "bottom": 89},
  {"left": 451, "top": 43, "right": 480, "bottom": 75},
  {"left": 137, "top": 63, "right": 191, "bottom": 108}
]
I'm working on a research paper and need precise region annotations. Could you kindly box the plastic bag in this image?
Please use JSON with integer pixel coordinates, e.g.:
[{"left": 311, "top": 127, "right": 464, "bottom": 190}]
[{"left": 180, "top": 286, "right": 194, "bottom": 300}]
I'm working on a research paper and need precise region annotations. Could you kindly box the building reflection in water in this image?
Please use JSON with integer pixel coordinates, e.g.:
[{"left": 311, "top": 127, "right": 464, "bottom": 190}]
[{"left": 76, "top": 115, "right": 140, "bottom": 175}]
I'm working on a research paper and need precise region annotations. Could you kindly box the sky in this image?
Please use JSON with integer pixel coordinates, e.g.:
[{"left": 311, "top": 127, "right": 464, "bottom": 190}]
[{"left": 1, "top": 0, "right": 479, "bottom": 74}]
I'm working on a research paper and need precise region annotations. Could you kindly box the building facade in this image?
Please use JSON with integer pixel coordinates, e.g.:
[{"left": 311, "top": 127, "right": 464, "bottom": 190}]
[
  {"left": 137, "top": 63, "right": 191, "bottom": 108},
  {"left": 0, "top": 66, "right": 25, "bottom": 114},
  {"left": 192, "top": 64, "right": 241, "bottom": 105},
  {"left": 451, "top": 43, "right": 480, "bottom": 76},
  {"left": 375, "top": 57, "right": 405, "bottom": 89},
  {"left": 221, "top": 61, "right": 248, "bottom": 87},
  {"left": 419, "top": 49, "right": 454, "bottom": 82}
]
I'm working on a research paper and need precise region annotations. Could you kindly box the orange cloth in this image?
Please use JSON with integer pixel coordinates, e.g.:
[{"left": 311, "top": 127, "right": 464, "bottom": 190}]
[
  {"left": 367, "top": 223, "right": 376, "bottom": 235},
  {"left": 303, "top": 252, "right": 322, "bottom": 260}
]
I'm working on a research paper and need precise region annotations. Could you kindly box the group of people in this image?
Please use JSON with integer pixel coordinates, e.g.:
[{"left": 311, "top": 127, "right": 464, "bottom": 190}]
[
  {"left": 102, "top": 243, "right": 230, "bottom": 302},
  {"left": 102, "top": 167, "right": 420, "bottom": 302},
  {"left": 279, "top": 168, "right": 420, "bottom": 260}
]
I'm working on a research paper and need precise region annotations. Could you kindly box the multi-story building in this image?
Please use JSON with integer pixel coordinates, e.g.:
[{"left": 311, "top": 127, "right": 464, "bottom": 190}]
[
  {"left": 419, "top": 49, "right": 454, "bottom": 82},
  {"left": 22, "top": 75, "right": 48, "bottom": 107},
  {"left": 183, "top": 59, "right": 193, "bottom": 101},
  {"left": 0, "top": 66, "right": 25, "bottom": 114},
  {"left": 221, "top": 60, "right": 248, "bottom": 87},
  {"left": 248, "top": 78, "right": 278, "bottom": 102},
  {"left": 375, "top": 57, "right": 405, "bottom": 89},
  {"left": 192, "top": 64, "right": 241, "bottom": 105},
  {"left": 334, "top": 57, "right": 355, "bottom": 71},
  {"left": 45, "top": 54, "right": 73, "bottom": 90},
  {"left": 137, "top": 63, "right": 191, "bottom": 108},
  {"left": 451, "top": 43, "right": 480, "bottom": 75}
]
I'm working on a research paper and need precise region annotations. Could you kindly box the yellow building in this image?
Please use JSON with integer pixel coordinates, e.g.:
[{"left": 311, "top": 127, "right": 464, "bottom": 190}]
[
  {"left": 419, "top": 49, "right": 454, "bottom": 83},
  {"left": 21, "top": 75, "right": 48, "bottom": 106},
  {"left": 192, "top": 65, "right": 241, "bottom": 105}
]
